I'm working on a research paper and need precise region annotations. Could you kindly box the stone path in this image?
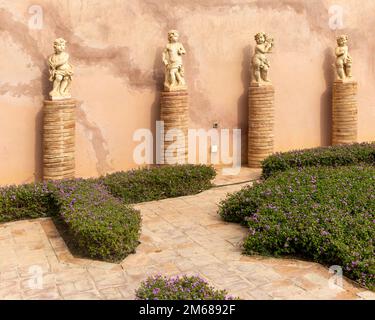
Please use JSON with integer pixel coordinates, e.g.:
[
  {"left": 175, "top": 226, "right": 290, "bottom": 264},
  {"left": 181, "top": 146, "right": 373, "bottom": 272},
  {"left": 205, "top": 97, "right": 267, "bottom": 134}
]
[{"left": 0, "top": 168, "right": 374, "bottom": 300}]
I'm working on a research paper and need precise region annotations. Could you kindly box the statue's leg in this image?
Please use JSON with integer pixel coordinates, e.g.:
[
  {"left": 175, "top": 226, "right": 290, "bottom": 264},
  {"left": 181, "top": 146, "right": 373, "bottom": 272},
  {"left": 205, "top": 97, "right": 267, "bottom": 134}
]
[
  {"left": 60, "top": 77, "right": 69, "bottom": 95},
  {"left": 345, "top": 63, "right": 353, "bottom": 78},
  {"left": 164, "top": 75, "right": 169, "bottom": 88},
  {"left": 261, "top": 65, "right": 270, "bottom": 82},
  {"left": 169, "top": 69, "right": 177, "bottom": 87},
  {"left": 336, "top": 60, "right": 345, "bottom": 80},
  {"left": 50, "top": 75, "right": 63, "bottom": 96},
  {"left": 175, "top": 70, "right": 185, "bottom": 86},
  {"left": 337, "top": 67, "right": 345, "bottom": 80},
  {"left": 253, "top": 65, "right": 261, "bottom": 83}
]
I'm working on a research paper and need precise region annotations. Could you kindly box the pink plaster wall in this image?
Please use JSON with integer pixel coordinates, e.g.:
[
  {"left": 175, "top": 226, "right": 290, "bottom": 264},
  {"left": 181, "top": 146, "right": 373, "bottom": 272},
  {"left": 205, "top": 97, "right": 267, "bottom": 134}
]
[{"left": 0, "top": 0, "right": 374, "bottom": 185}]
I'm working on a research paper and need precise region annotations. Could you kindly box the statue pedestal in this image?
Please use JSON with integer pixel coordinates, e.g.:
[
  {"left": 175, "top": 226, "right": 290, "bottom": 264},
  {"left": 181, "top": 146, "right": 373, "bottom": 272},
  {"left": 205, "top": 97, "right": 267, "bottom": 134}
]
[
  {"left": 332, "top": 80, "right": 358, "bottom": 145},
  {"left": 248, "top": 83, "right": 275, "bottom": 168},
  {"left": 42, "top": 99, "right": 76, "bottom": 181},
  {"left": 160, "top": 90, "right": 189, "bottom": 164}
]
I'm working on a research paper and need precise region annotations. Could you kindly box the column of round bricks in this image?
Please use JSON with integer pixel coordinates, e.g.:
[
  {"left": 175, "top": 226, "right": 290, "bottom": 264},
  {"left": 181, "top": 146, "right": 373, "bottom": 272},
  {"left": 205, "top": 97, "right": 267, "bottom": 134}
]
[
  {"left": 43, "top": 99, "right": 76, "bottom": 180},
  {"left": 332, "top": 81, "right": 358, "bottom": 145},
  {"left": 160, "top": 91, "right": 189, "bottom": 164},
  {"left": 248, "top": 84, "right": 275, "bottom": 168}
]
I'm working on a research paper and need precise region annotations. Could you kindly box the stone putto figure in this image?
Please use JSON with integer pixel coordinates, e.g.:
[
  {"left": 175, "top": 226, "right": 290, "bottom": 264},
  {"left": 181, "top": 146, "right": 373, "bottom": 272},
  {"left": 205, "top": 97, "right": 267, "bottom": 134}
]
[
  {"left": 48, "top": 38, "right": 74, "bottom": 100},
  {"left": 335, "top": 35, "right": 353, "bottom": 81},
  {"left": 162, "top": 30, "right": 187, "bottom": 91},
  {"left": 252, "top": 32, "right": 274, "bottom": 84}
]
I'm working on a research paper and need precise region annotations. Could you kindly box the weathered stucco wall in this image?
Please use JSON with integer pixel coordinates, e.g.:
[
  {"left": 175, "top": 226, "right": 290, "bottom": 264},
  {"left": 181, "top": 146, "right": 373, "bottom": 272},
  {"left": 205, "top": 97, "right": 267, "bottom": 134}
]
[{"left": 0, "top": 0, "right": 375, "bottom": 184}]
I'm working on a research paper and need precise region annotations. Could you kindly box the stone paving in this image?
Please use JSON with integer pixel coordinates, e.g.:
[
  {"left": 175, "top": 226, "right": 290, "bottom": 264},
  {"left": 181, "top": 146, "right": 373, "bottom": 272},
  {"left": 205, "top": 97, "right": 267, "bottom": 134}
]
[{"left": 0, "top": 168, "right": 374, "bottom": 300}]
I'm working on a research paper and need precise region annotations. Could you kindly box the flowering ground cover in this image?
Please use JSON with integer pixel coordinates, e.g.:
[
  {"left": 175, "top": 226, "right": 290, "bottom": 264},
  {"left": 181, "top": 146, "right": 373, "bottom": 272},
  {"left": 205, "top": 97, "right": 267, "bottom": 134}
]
[
  {"left": 262, "top": 142, "right": 375, "bottom": 179},
  {"left": 219, "top": 165, "right": 375, "bottom": 290},
  {"left": 136, "top": 274, "right": 238, "bottom": 300},
  {"left": 101, "top": 164, "right": 216, "bottom": 204}
]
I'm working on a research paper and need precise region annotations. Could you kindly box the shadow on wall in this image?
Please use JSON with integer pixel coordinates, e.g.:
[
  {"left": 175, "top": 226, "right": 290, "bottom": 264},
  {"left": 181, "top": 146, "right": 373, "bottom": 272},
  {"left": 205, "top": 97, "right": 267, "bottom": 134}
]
[
  {"left": 320, "top": 47, "right": 334, "bottom": 146},
  {"left": 238, "top": 45, "right": 252, "bottom": 164},
  {"left": 34, "top": 67, "right": 52, "bottom": 181}
]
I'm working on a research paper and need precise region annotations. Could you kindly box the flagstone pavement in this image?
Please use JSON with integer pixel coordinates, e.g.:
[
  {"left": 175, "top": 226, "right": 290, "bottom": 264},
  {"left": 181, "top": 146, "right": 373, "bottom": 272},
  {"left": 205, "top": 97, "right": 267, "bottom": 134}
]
[{"left": 0, "top": 168, "right": 374, "bottom": 300}]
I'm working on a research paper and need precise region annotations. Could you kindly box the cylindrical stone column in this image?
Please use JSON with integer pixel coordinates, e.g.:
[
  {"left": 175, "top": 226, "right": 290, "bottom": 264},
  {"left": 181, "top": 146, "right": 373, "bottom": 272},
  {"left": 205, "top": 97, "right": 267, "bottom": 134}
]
[
  {"left": 248, "top": 83, "right": 275, "bottom": 168},
  {"left": 160, "top": 90, "right": 189, "bottom": 164},
  {"left": 332, "top": 80, "right": 358, "bottom": 145},
  {"left": 43, "top": 99, "right": 76, "bottom": 180}
]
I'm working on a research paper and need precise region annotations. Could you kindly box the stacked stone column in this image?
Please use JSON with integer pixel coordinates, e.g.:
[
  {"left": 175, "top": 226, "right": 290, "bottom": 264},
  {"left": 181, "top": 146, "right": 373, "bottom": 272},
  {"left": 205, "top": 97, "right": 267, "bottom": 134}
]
[
  {"left": 248, "top": 83, "right": 275, "bottom": 168},
  {"left": 43, "top": 99, "right": 76, "bottom": 180},
  {"left": 160, "top": 91, "right": 189, "bottom": 164},
  {"left": 332, "top": 80, "right": 358, "bottom": 145}
]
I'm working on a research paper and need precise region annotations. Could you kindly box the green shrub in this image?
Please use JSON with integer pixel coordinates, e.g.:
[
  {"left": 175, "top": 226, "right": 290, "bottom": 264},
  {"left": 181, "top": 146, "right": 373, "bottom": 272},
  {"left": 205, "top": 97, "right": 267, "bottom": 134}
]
[
  {"left": 262, "top": 142, "right": 375, "bottom": 179},
  {"left": 219, "top": 166, "right": 375, "bottom": 290},
  {"left": 0, "top": 183, "right": 57, "bottom": 223},
  {"left": 51, "top": 179, "right": 141, "bottom": 262},
  {"left": 136, "top": 274, "right": 238, "bottom": 300},
  {"left": 102, "top": 164, "right": 216, "bottom": 204}
]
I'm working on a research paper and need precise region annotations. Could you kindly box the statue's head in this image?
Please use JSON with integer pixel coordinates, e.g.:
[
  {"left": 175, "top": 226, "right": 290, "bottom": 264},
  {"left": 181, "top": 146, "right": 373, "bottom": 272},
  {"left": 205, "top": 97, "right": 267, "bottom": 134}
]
[
  {"left": 168, "top": 30, "right": 179, "bottom": 43},
  {"left": 337, "top": 35, "right": 348, "bottom": 47},
  {"left": 53, "top": 38, "right": 67, "bottom": 53},
  {"left": 255, "top": 32, "right": 266, "bottom": 44}
]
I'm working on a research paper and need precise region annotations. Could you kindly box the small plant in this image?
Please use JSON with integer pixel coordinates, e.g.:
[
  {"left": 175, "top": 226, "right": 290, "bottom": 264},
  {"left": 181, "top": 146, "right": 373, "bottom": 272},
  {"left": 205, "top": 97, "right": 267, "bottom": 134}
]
[{"left": 135, "top": 274, "right": 238, "bottom": 300}]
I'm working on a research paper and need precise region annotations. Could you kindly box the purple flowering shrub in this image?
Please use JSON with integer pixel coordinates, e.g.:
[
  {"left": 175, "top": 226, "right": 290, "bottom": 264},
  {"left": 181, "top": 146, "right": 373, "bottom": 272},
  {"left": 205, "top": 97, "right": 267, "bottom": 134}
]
[
  {"left": 0, "top": 183, "right": 58, "bottom": 223},
  {"left": 135, "top": 274, "right": 238, "bottom": 300},
  {"left": 262, "top": 142, "right": 375, "bottom": 179},
  {"left": 219, "top": 166, "right": 375, "bottom": 290},
  {"left": 101, "top": 164, "right": 216, "bottom": 204},
  {"left": 51, "top": 179, "right": 141, "bottom": 262}
]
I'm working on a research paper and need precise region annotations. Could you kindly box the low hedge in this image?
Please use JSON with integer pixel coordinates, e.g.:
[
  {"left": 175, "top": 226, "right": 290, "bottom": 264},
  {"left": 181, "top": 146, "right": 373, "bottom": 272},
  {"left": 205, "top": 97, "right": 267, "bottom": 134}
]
[
  {"left": 219, "top": 165, "right": 375, "bottom": 290},
  {"left": 262, "top": 142, "right": 375, "bottom": 179},
  {"left": 102, "top": 164, "right": 216, "bottom": 204},
  {"left": 0, "top": 164, "right": 216, "bottom": 262},
  {"left": 136, "top": 274, "right": 238, "bottom": 300},
  {"left": 0, "top": 183, "right": 57, "bottom": 223},
  {"left": 51, "top": 180, "right": 141, "bottom": 262}
]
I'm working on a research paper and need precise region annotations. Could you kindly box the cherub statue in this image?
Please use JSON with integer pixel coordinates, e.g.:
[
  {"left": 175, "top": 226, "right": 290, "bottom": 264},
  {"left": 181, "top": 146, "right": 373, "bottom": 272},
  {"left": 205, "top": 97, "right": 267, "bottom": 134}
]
[
  {"left": 335, "top": 35, "right": 353, "bottom": 81},
  {"left": 162, "top": 30, "right": 187, "bottom": 91},
  {"left": 252, "top": 32, "right": 274, "bottom": 84},
  {"left": 48, "top": 38, "right": 74, "bottom": 100}
]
